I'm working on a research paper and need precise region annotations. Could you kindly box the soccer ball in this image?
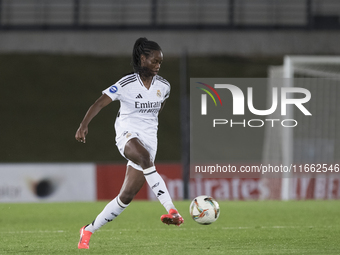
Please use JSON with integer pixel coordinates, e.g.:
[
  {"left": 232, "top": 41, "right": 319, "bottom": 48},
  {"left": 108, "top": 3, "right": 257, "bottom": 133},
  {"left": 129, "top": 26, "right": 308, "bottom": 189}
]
[{"left": 189, "top": 195, "right": 220, "bottom": 225}]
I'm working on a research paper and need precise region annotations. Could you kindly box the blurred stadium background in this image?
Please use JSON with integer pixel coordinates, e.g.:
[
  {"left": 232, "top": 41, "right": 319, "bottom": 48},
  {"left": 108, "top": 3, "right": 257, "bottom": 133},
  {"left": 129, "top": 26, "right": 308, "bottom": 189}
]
[{"left": 1, "top": 0, "right": 340, "bottom": 203}]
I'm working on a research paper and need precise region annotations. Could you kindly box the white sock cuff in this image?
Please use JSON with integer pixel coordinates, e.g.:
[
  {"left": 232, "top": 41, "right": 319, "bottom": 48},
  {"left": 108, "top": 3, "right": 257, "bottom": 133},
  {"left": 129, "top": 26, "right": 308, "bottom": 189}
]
[
  {"left": 143, "top": 166, "right": 156, "bottom": 175},
  {"left": 117, "top": 196, "right": 129, "bottom": 208}
]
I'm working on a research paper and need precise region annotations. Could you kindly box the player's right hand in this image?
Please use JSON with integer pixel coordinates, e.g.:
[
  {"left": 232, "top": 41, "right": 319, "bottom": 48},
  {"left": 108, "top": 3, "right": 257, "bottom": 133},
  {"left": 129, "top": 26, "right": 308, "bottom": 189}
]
[{"left": 75, "top": 124, "right": 88, "bottom": 143}]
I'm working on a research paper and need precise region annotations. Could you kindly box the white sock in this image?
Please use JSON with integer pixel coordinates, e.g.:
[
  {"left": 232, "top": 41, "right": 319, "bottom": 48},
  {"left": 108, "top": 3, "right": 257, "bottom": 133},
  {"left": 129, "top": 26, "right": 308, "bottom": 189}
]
[
  {"left": 144, "top": 166, "right": 176, "bottom": 212},
  {"left": 85, "top": 196, "right": 129, "bottom": 233}
]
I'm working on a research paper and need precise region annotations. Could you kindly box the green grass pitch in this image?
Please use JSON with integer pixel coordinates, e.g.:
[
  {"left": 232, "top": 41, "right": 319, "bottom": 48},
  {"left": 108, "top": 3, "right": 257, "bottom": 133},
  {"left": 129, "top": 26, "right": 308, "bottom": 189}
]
[{"left": 1, "top": 200, "right": 339, "bottom": 254}]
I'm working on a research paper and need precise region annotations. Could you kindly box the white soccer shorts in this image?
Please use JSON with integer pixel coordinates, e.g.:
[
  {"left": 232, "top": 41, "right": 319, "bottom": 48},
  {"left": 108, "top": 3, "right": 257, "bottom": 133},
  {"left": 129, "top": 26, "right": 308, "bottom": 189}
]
[{"left": 116, "top": 131, "right": 157, "bottom": 171}]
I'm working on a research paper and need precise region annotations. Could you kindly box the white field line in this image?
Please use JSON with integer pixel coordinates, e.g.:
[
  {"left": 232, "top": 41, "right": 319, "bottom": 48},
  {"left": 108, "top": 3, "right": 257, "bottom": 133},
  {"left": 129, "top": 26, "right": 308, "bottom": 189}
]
[
  {"left": 0, "top": 230, "right": 65, "bottom": 234},
  {"left": 99, "top": 225, "right": 335, "bottom": 232},
  {"left": 0, "top": 225, "right": 336, "bottom": 234}
]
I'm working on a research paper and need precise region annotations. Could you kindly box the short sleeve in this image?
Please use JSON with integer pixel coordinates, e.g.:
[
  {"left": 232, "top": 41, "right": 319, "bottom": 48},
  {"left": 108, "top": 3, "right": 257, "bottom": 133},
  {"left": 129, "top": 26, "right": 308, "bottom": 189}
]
[
  {"left": 163, "top": 86, "right": 170, "bottom": 102},
  {"left": 102, "top": 83, "right": 121, "bottom": 101}
]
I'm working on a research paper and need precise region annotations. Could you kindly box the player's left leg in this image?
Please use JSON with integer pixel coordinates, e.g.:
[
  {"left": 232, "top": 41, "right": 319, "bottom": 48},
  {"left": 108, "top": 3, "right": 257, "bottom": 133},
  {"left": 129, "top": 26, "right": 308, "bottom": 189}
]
[{"left": 124, "top": 138, "right": 184, "bottom": 226}]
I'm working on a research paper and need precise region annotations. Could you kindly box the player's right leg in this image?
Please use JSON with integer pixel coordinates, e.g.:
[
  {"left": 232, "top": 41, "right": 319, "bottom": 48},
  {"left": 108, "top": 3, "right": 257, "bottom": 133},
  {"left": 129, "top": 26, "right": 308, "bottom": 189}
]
[
  {"left": 78, "top": 166, "right": 145, "bottom": 249},
  {"left": 78, "top": 196, "right": 129, "bottom": 249},
  {"left": 78, "top": 225, "right": 92, "bottom": 249}
]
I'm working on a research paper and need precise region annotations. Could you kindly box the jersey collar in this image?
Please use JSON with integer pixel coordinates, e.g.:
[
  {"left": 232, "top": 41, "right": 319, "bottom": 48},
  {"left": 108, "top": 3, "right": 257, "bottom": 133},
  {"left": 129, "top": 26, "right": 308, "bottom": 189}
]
[{"left": 136, "top": 73, "right": 156, "bottom": 90}]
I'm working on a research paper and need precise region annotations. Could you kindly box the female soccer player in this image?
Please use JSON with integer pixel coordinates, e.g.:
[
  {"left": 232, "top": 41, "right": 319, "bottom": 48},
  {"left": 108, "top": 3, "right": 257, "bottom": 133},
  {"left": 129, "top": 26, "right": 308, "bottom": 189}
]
[{"left": 75, "top": 37, "right": 184, "bottom": 249}]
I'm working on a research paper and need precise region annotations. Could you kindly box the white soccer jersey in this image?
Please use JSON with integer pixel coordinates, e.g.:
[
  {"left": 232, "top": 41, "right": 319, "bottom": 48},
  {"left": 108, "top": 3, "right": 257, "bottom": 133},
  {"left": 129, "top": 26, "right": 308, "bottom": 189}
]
[{"left": 102, "top": 73, "right": 170, "bottom": 141}]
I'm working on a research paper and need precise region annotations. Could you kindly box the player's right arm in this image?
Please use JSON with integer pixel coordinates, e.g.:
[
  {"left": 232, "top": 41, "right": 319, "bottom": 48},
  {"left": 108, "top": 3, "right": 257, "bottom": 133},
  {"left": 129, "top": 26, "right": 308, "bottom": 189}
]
[{"left": 75, "top": 94, "right": 112, "bottom": 143}]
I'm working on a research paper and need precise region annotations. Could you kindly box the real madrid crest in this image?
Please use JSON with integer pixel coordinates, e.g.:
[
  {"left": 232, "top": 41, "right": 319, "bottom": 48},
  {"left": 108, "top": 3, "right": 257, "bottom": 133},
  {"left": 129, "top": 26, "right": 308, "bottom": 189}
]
[{"left": 157, "top": 90, "right": 161, "bottom": 97}]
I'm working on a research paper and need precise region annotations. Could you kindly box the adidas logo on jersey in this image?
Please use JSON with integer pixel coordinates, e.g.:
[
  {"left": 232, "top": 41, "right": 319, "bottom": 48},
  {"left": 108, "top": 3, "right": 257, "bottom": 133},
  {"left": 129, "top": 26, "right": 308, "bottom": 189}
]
[{"left": 136, "top": 94, "right": 143, "bottom": 99}]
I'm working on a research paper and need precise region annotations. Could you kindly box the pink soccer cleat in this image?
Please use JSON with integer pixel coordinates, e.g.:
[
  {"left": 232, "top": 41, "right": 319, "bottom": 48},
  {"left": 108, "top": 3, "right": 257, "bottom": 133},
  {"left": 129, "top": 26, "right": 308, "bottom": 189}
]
[
  {"left": 161, "top": 209, "right": 184, "bottom": 226},
  {"left": 78, "top": 225, "right": 92, "bottom": 249}
]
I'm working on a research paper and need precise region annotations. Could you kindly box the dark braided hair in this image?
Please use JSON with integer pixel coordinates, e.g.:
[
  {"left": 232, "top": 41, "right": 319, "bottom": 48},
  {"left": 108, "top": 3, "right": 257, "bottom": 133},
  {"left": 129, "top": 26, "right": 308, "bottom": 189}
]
[{"left": 132, "top": 37, "right": 162, "bottom": 73}]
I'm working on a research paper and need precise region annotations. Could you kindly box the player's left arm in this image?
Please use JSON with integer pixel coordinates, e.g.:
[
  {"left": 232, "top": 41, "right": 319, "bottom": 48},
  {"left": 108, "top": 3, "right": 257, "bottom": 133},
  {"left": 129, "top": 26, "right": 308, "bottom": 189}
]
[
  {"left": 159, "top": 84, "right": 170, "bottom": 114},
  {"left": 159, "top": 100, "right": 167, "bottom": 114}
]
